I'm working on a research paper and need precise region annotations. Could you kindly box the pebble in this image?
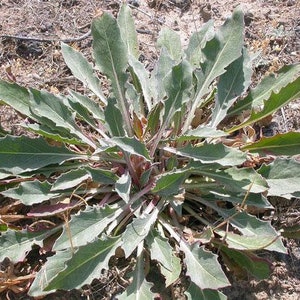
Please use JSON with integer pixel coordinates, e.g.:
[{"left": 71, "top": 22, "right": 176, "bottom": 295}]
[{"left": 244, "top": 12, "right": 254, "bottom": 26}]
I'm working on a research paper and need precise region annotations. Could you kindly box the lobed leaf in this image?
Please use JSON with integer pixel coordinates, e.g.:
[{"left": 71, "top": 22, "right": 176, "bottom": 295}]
[
  {"left": 160, "top": 251, "right": 181, "bottom": 287},
  {"left": 51, "top": 166, "right": 117, "bottom": 191},
  {"left": 180, "top": 241, "right": 230, "bottom": 289},
  {"left": 227, "top": 76, "right": 300, "bottom": 133},
  {"left": 128, "top": 56, "right": 153, "bottom": 112},
  {"left": 92, "top": 12, "right": 132, "bottom": 135},
  {"left": 1, "top": 180, "right": 59, "bottom": 205},
  {"left": 29, "top": 89, "right": 96, "bottom": 148},
  {"left": 183, "top": 8, "right": 244, "bottom": 132},
  {"left": 164, "top": 143, "right": 247, "bottom": 166},
  {"left": 146, "top": 229, "right": 181, "bottom": 286},
  {"left": 105, "top": 98, "right": 126, "bottom": 136},
  {"left": 61, "top": 43, "right": 106, "bottom": 103},
  {"left": 0, "top": 136, "right": 86, "bottom": 178},
  {"left": 29, "top": 250, "right": 73, "bottom": 296},
  {"left": 150, "top": 47, "right": 176, "bottom": 104},
  {"left": 69, "top": 90, "right": 104, "bottom": 121},
  {"left": 46, "top": 236, "right": 122, "bottom": 290},
  {"left": 118, "top": 243, "right": 156, "bottom": 299},
  {"left": 210, "top": 48, "right": 252, "bottom": 127},
  {"left": 189, "top": 164, "right": 268, "bottom": 193},
  {"left": 152, "top": 169, "right": 187, "bottom": 196},
  {"left": 228, "top": 64, "right": 300, "bottom": 117},
  {"left": 24, "top": 123, "right": 84, "bottom": 145},
  {"left": 65, "top": 97, "right": 100, "bottom": 130},
  {"left": 205, "top": 191, "right": 272, "bottom": 208},
  {"left": 111, "top": 136, "right": 151, "bottom": 160},
  {"left": 0, "top": 81, "right": 32, "bottom": 117},
  {"left": 115, "top": 172, "right": 132, "bottom": 203},
  {"left": 181, "top": 127, "right": 226, "bottom": 141},
  {"left": 219, "top": 210, "right": 286, "bottom": 253},
  {"left": 185, "top": 282, "right": 227, "bottom": 300},
  {"left": 242, "top": 132, "right": 300, "bottom": 156},
  {"left": 117, "top": 4, "right": 139, "bottom": 58},
  {"left": 185, "top": 20, "right": 215, "bottom": 67},
  {"left": 258, "top": 158, "right": 300, "bottom": 199},
  {"left": 122, "top": 207, "right": 160, "bottom": 258},
  {"left": 54, "top": 205, "right": 123, "bottom": 251},
  {"left": 221, "top": 247, "right": 271, "bottom": 279},
  {"left": 0, "top": 228, "right": 59, "bottom": 262},
  {"left": 158, "top": 28, "right": 182, "bottom": 62},
  {"left": 162, "top": 60, "right": 193, "bottom": 127}
]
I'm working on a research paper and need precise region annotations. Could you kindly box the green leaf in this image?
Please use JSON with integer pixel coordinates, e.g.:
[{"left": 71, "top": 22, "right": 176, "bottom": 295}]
[
  {"left": 29, "top": 89, "right": 96, "bottom": 148},
  {"left": 219, "top": 231, "right": 280, "bottom": 251},
  {"left": 225, "top": 167, "right": 268, "bottom": 193},
  {"left": 69, "top": 90, "right": 104, "bottom": 121},
  {"left": 181, "top": 127, "right": 226, "bottom": 141},
  {"left": 221, "top": 247, "right": 271, "bottom": 279},
  {"left": 46, "top": 236, "right": 121, "bottom": 290},
  {"left": 258, "top": 158, "right": 300, "bottom": 199},
  {"left": 160, "top": 251, "right": 181, "bottom": 287},
  {"left": 24, "top": 123, "right": 84, "bottom": 145},
  {"left": 104, "top": 98, "right": 125, "bottom": 136},
  {"left": 0, "top": 81, "right": 32, "bottom": 117},
  {"left": 242, "top": 132, "right": 300, "bottom": 156},
  {"left": 183, "top": 9, "right": 244, "bottom": 132},
  {"left": 118, "top": 4, "right": 139, "bottom": 58},
  {"left": 54, "top": 205, "right": 123, "bottom": 251},
  {"left": 0, "top": 136, "right": 86, "bottom": 178},
  {"left": 0, "top": 224, "right": 8, "bottom": 231},
  {"left": 158, "top": 28, "right": 182, "bottom": 62},
  {"left": 111, "top": 137, "right": 150, "bottom": 160},
  {"left": 185, "top": 20, "right": 215, "bottom": 67},
  {"left": 164, "top": 143, "right": 246, "bottom": 166},
  {"left": 1, "top": 180, "right": 59, "bottom": 205},
  {"left": 61, "top": 43, "right": 106, "bottom": 104},
  {"left": 146, "top": 102, "right": 163, "bottom": 135},
  {"left": 227, "top": 76, "right": 300, "bottom": 133},
  {"left": 55, "top": 167, "right": 89, "bottom": 189},
  {"left": 150, "top": 48, "right": 175, "bottom": 104},
  {"left": 180, "top": 241, "right": 230, "bottom": 289},
  {"left": 146, "top": 229, "right": 173, "bottom": 271},
  {"left": 228, "top": 64, "right": 300, "bottom": 117},
  {"left": 0, "top": 228, "right": 58, "bottom": 262},
  {"left": 29, "top": 250, "right": 72, "bottom": 296},
  {"left": 219, "top": 210, "right": 286, "bottom": 253},
  {"left": 185, "top": 282, "right": 227, "bottom": 300},
  {"left": 147, "top": 229, "right": 181, "bottom": 286},
  {"left": 128, "top": 56, "right": 153, "bottom": 112},
  {"left": 115, "top": 172, "right": 132, "bottom": 203},
  {"left": 189, "top": 164, "right": 268, "bottom": 194},
  {"left": 52, "top": 166, "right": 117, "bottom": 191},
  {"left": 122, "top": 208, "right": 160, "bottom": 257},
  {"left": 162, "top": 60, "right": 193, "bottom": 126},
  {"left": 65, "top": 97, "right": 99, "bottom": 129},
  {"left": 281, "top": 225, "right": 300, "bottom": 239},
  {"left": 205, "top": 191, "right": 271, "bottom": 208},
  {"left": 152, "top": 169, "right": 187, "bottom": 196},
  {"left": 0, "top": 123, "right": 9, "bottom": 137},
  {"left": 92, "top": 13, "right": 127, "bottom": 80},
  {"left": 118, "top": 243, "right": 156, "bottom": 300},
  {"left": 92, "top": 12, "right": 132, "bottom": 135},
  {"left": 210, "top": 48, "right": 252, "bottom": 127}
]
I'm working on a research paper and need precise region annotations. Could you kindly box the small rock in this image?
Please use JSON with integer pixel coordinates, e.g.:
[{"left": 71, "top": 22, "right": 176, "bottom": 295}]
[
  {"left": 244, "top": 12, "right": 254, "bottom": 26},
  {"left": 127, "top": 0, "right": 139, "bottom": 7},
  {"left": 16, "top": 41, "right": 43, "bottom": 59},
  {"left": 287, "top": 0, "right": 295, "bottom": 6},
  {"left": 40, "top": 22, "right": 53, "bottom": 33}
]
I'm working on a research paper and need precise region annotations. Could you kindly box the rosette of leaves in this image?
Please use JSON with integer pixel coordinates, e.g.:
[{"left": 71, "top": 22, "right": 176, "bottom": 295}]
[{"left": 0, "top": 4, "right": 300, "bottom": 299}]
